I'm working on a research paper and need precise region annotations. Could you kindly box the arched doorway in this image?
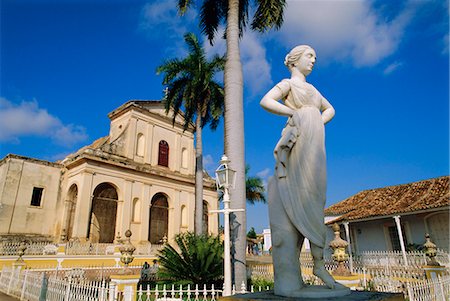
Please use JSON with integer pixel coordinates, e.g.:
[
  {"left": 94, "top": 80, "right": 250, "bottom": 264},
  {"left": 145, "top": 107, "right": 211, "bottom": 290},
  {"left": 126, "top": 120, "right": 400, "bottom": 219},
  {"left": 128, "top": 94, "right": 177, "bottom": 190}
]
[
  {"left": 66, "top": 184, "right": 78, "bottom": 240},
  {"left": 88, "top": 183, "right": 118, "bottom": 243},
  {"left": 149, "top": 193, "right": 169, "bottom": 244}
]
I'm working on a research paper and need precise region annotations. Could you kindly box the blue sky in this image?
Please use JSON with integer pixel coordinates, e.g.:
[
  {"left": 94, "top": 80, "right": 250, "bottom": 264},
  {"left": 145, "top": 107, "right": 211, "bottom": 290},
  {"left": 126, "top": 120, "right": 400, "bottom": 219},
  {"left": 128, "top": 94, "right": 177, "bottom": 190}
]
[{"left": 1, "top": 0, "right": 448, "bottom": 233}]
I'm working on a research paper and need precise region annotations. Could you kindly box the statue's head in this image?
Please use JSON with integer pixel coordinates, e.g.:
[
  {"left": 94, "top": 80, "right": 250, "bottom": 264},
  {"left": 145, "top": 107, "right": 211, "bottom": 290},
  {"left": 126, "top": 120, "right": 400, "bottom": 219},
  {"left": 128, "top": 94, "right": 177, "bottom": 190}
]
[{"left": 284, "top": 45, "right": 316, "bottom": 76}]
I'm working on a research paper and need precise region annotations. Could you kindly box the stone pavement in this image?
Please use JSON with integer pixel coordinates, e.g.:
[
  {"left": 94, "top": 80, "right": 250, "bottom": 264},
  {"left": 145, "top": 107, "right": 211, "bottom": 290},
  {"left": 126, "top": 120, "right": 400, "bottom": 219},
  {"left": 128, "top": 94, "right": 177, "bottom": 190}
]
[{"left": 0, "top": 291, "right": 20, "bottom": 301}]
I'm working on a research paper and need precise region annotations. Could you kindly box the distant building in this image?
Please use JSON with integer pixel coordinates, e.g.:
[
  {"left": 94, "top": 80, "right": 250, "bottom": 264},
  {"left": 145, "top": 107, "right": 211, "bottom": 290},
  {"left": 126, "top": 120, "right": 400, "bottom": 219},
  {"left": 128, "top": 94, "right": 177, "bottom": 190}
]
[
  {"left": 0, "top": 100, "right": 219, "bottom": 244},
  {"left": 325, "top": 176, "right": 449, "bottom": 253}
]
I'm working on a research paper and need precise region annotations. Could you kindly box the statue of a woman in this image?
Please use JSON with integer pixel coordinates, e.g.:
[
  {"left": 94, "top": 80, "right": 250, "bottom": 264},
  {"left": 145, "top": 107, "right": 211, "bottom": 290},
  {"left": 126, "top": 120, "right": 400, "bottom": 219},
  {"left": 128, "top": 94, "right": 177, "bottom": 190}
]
[{"left": 260, "top": 45, "right": 350, "bottom": 298}]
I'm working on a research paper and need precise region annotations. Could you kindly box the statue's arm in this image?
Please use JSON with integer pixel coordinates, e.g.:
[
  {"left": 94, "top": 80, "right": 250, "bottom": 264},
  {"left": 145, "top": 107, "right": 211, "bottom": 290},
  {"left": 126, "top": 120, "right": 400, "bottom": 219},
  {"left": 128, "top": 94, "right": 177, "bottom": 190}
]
[
  {"left": 260, "top": 81, "right": 294, "bottom": 117},
  {"left": 320, "top": 96, "right": 335, "bottom": 124}
]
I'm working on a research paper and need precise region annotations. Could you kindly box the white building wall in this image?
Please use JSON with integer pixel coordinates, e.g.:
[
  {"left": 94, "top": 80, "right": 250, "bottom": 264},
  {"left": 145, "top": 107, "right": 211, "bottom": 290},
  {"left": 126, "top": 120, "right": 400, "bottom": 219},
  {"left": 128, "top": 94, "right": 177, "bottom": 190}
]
[{"left": 347, "top": 220, "right": 389, "bottom": 252}]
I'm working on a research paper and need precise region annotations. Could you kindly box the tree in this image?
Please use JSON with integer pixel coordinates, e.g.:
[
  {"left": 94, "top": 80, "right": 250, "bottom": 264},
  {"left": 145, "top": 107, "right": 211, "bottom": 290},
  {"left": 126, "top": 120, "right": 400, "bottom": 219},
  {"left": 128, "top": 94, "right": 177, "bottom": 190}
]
[
  {"left": 157, "top": 33, "right": 225, "bottom": 235},
  {"left": 245, "top": 165, "right": 266, "bottom": 205},
  {"left": 218, "top": 165, "right": 266, "bottom": 204},
  {"left": 177, "top": 0, "right": 286, "bottom": 287},
  {"left": 246, "top": 227, "right": 257, "bottom": 239},
  {"left": 157, "top": 232, "right": 224, "bottom": 284}
]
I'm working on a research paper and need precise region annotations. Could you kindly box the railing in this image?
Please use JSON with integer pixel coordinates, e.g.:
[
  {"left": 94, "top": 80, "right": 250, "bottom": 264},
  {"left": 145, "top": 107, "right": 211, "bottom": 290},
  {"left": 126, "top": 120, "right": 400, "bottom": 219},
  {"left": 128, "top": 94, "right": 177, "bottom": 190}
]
[
  {"left": 0, "top": 240, "right": 164, "bottom": 256},
  {"left": 65, "top": 241, "right": 111, "bottom": 255},
  {"left": 0, "top": 266, "right": 112, "bottom": 301},
  {"left": 407, "top": 275, "right": 450, "bottom": 301},
  {"left": 0, "top": 241, "right": 51, "bottom": 256},
  {"left": 355, "top": 249, "right": 450, "bottom": 268}
]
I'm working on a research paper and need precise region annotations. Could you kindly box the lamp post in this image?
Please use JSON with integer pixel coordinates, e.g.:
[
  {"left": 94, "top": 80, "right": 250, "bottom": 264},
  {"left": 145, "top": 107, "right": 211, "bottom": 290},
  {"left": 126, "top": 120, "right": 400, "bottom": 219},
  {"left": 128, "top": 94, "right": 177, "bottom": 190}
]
[{"left": 211, "top": 155, "right": 244, "bottom": 297}]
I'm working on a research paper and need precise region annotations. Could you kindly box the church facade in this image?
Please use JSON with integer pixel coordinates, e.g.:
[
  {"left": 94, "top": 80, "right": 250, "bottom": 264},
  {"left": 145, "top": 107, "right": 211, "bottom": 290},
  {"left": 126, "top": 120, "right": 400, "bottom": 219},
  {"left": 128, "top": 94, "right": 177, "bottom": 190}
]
[{"left": 0, "top": 100, "right": 219, "bottom": 245}]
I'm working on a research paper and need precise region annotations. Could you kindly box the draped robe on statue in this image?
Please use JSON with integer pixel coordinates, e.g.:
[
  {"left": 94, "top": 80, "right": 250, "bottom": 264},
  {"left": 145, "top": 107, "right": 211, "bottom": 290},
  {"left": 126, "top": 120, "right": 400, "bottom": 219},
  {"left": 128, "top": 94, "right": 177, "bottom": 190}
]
[{"left": 272, "top": 78, "right": 329, "bottom": 248}]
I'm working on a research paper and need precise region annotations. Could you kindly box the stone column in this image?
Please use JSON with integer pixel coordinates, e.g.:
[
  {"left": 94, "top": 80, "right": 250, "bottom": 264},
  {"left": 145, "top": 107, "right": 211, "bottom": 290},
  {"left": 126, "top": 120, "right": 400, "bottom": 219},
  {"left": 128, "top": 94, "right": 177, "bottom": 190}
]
[
  {"left": 342, "top": 222, "right": 354, "bottom": 273},
  {"left": 115, "top": 200, "right": 124, "bottom": 240},
  {"left": 71, "top": 171, "right": 94, "bottom": 240},
  {"left": 61, "top": 200, "right": 72, "bottom": 239},
  {"left": 125, "top": 117, "right": 138, "bottom": 159},
  {"left": 119, "top": 180, "right": 134, "bottom": 235},
  {"left": 145, "top": 124, "right": 154, "bottom": 165},
  {"left": 393, "top": 215, "right": 408, "bottom": 266},
  {"left": 109, "top": 275, "right": 140, "bottom": 301},
  {"left": 174, "top": 133, "right": 181, "bottom": 172},
  {"left": 140, "top": 184, "right": 152, "bottom": 241}
]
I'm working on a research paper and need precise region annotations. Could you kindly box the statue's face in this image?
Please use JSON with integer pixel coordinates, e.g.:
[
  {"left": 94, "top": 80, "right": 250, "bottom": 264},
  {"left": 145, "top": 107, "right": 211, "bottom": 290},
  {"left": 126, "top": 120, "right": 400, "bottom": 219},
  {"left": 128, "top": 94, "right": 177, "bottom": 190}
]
[{"left": 296, "top": 48, "right": 316, "bottom": 76}]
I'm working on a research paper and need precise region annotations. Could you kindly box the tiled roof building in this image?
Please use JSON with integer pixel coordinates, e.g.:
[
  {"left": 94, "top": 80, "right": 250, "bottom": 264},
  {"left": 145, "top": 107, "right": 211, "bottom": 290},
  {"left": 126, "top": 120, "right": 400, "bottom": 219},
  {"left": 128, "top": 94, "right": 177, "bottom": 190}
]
[
  {"left": 325, "top": 176, "right": 449, "bottom": 222},
  {"left": 325, "top": 176, "right": 449, "bottom": 253}
]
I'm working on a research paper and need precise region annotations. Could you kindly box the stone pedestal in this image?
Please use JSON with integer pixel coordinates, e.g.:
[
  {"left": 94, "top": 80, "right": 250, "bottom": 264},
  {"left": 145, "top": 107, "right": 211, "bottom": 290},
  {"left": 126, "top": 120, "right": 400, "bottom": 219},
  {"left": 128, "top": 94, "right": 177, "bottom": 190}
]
[
  {"left": 423, "top": 265, "right": 447, "bottom": 279},
  {"left": 110, "top": 274, "right": 140, "bottom": 301},
  {"left": 219, "top": 290, "right": 404, "bottom": 301},
  {"left": 334, "top": 275, "right": 362, "bottom": 290}
]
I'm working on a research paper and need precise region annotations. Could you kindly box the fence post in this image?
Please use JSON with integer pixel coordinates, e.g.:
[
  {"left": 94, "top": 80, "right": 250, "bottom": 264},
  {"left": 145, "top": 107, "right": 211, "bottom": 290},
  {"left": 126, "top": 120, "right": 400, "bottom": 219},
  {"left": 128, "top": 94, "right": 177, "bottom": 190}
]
[
  {"left": 38, "top": 273, "right": 48, "bottom": 301},
  {"left": 240, "top": 281, "right": 246, "bottom": 294},
  {"left": 20, "top": 269, "right": 29, "bottom": 301},
  {"left": 438, "top": 277, "right": 445, "bottom": 301},
  {"left": 7, "top": 267, "right": 14, "bottom": 294},
  {"left": 64, "top": 276, "right": 72, "bottom": 301}
]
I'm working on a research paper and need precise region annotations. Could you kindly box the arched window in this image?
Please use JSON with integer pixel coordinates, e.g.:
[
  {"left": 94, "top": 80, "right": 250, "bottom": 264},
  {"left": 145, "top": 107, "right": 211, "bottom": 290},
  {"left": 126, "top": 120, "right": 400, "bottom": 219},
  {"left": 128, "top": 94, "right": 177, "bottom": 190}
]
[
  {"left": 202, "top": 201, "right": 209, "bottom": 234},
  {"left": 136, "top": 133, "right": 145, "bottom": 157},
  {"left": 158, "top": 140, "right": 169, "bottom": 167},
  {"left": 132, "top": 198, "right": 141, "bottom": 222},
  {"left": 181, "top": 148, "right": 188, "bottom": 169},
  {"left": 149, "top": 193, "right": 169, "bottom": 244}
]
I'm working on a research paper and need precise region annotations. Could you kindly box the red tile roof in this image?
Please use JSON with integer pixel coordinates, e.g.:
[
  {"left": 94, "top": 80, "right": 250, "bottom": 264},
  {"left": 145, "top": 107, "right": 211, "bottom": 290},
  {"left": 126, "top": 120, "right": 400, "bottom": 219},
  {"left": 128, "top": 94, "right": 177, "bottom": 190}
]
[{"left": 325, "top": 176, "right": 449, "bottom": 221}]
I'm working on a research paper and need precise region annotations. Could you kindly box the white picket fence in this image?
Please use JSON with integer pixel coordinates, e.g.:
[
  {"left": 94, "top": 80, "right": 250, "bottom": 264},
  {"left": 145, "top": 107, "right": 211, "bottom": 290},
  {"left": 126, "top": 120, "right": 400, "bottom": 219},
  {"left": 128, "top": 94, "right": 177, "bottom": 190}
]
[
  {"left": 136, "top": 284, "right": 224, "bottom": 301},
  {"left": 356, "top": 250, "right": 450, "bottom": 268},
  {"left": 407, "top": 275, "right": 450, "bottom": 301},
  {"left": 0, "top": 266, "right": 112, "bottom": 301}
]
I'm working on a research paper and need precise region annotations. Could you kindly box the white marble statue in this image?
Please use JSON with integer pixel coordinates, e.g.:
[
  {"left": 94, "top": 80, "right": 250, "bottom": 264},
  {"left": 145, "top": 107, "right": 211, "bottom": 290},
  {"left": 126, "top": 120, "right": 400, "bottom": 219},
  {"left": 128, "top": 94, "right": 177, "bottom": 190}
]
[{"left": 260, "top": 45, "right": 350, "bottom": 298}]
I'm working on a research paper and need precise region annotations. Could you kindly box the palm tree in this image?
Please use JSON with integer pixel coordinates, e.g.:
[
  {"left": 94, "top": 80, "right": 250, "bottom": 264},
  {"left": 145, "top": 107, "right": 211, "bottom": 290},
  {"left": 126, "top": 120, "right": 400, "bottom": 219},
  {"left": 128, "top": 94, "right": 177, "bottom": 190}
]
[
  {"left": 177, "top": 0, "right": 286, "bottom": 287},
  {"left": 157, "top": 32, "right": 225, "bottom": 235},
  {"left": 218, "top": 165, "right": 266, "bottom": 203},
  {"left": 245, "top": 166, "right": 266, "bottom": 205}
]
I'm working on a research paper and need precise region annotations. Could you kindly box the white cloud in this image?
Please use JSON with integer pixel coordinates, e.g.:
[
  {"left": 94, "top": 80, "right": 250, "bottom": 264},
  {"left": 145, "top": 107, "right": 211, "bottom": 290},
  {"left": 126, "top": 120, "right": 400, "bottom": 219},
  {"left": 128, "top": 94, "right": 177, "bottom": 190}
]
[
  {"left": 274, "top": 0, "right": 417, "bottom": 67},
  {"left": 256, "top": 168, "right": 271, "bottom": 179},
  {"left": 203, "top": 154, "right": 215, "bottom": 168},
  {"left": 442, "top": 34, "right": 449, "bottom": 55},
  {"left": 256, "top": 167, "right": 272, "bottom": 192},
  {"left": 203, "top": 154, "right": 218, "bottom": 176},
  {"left": 383, "top": 61, "right": 404, "bottom": 75},
  {"left": 140, "top": 0, "right": 198, "bottom": 57},
  {"left": 0, "top": 97, "right": 88, "bottom": 146}
]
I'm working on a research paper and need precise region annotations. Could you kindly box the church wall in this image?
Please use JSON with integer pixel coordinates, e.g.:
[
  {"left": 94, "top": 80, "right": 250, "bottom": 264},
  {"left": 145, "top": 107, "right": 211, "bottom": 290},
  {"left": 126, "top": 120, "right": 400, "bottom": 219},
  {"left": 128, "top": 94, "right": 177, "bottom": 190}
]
[
  {"left": 110, "top": 108, "right": 195, "bottom": 176},
  {"left": 0, "top": 156, "right": 61, "bottom": 239},
  {"left": 63, "top": 160, "right": 218, "bottom": 244}
]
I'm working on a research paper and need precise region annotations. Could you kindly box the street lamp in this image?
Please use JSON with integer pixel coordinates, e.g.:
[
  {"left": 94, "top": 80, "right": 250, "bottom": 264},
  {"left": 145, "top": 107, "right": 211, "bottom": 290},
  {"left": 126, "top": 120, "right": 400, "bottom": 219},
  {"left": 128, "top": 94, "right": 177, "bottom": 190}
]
[
  {"left": 212, "top": 155, "right": 244, "bottom": 297},
  {"left": 215, "top": 155, "right": 236, "bottom": 191}
]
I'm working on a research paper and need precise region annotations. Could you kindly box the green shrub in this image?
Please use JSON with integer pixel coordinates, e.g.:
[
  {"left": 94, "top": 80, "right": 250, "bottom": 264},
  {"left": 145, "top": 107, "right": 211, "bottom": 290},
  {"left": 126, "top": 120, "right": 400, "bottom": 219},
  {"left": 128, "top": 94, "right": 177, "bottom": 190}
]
[
  {"left": 249, "top": 276, "right": 274, "bottom": 290},
  {"left": 157, "top": 232, "right": 224, "bottom": 285}
]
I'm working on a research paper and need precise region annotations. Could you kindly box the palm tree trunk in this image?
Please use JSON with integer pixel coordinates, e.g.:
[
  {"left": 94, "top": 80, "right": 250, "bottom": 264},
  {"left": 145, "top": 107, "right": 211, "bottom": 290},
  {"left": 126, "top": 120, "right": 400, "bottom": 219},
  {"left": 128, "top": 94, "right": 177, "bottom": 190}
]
[
  {"left": 225, "top": 0, "right": 247, "bottom": 289},
  {"left": 195, "top": 111, "right": 204, "bottom": 235}
]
